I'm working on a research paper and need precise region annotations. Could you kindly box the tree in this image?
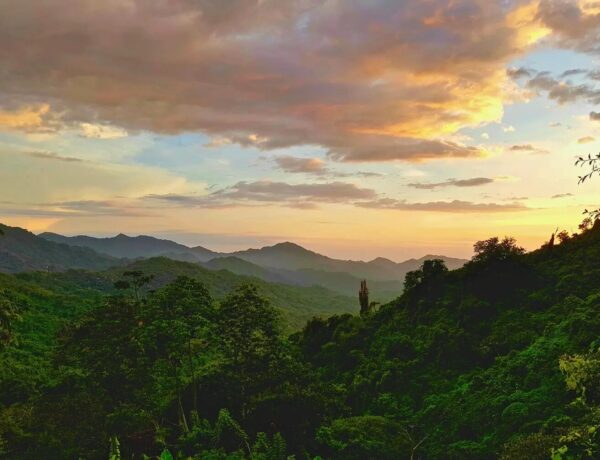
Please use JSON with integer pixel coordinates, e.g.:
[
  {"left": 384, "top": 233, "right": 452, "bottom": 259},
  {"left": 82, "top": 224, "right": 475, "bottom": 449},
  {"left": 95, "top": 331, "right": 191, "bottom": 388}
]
[
  {"left": 36, "top": 274, "right": 215, "bottom": 457},
  {"left": 550, "top": 349, "right": 600, "bottom": 459},
  {"left": 139, "top": 276, "right": 214, "bottom": 432},
  {"left": 0, "top": 290, "right": 20, "bottom": 349},
  {"left": 316, "top": 416, "right": 412, "bottom": 460},
  {"left": 403, "top": 259, "right": 448, "bottom": 293},
  {"left": 576, "top": 152, "right": 600, "bottom": 221},
  {"left": 214, "top": 285, "right": 281, "bottom": 420},
  {"left": 470, "top": 236, "right": 525, "bottom": 264},
  {"left": 576, "top": 152, "right": 600, "bottom": 184},
  {"left": 113, "top": 270, "right": 154, "bottom": 302}
]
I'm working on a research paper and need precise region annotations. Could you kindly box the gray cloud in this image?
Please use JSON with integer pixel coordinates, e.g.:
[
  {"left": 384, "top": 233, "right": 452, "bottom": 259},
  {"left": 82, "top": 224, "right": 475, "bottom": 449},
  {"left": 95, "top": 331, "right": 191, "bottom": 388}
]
[
  {"left": 214, "top": 181, "right": 378, "bottom": 202},
  {"left": 356, "top": 198, "right": 528, "bottom": 213},
  {"left": 26, "top": 151, "right": 84, "bottom": 163},
  {"left": 591, "top": 111, "right": 600, "bottom": 121},
  {"left": 551, "top": 193, "right": 574, "bottom": 199},
  {"left": 0, "top": 199, "right": 151, "bottom": 217},
  {"left": 578, "top": 136, "right": 595, "bottom": 144},
  {"left": 328, "top": 139, "right": 483, "bottom": 163},
  {"left": 272, "top": 155, "right": 385, "bottom": 178},
  {"left": 146, "top": 180, "right": 378, "bottom": 209},
  {"left": 537, "top": 0, "right": 600, "bottom": 54},
  {"left": 0, "top": 0, "right": 533, "bottom": 162},
  {"left": 525, "top": 72, "right": 600, "bottom": 105},
  {"left": 51, "top": 200, "right": 153, "bottom": 216},
  {"left": 508, "top": 144, "right": 548, "bottom": 154},
  {"left": 408, "top": 177, "right": 495, "bottom": 190},
  {"left": 507, "top": 67, "right": 534, "bottom": 79},
  {"left": 356, "top": 171, "right": 384, "bottom": 178},
  {"left": 273, "top": 156, "right": 327, "bottom": 175},
  {"left": 145, "top": 179, "right": 526, "bottom": 213},
  {"left": 559, "top": 68, "right": 588, "bottom": 78}
]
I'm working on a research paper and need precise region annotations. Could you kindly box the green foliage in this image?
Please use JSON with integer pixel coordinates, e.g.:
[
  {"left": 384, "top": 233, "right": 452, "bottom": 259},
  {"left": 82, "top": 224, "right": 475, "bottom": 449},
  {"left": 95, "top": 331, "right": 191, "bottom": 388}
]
[
  {"left": 18, "top": 256, "right": 357, "bottom": 331},
  {"left": 0, "top": 223, "right": 116, "bottom": 273},
  {"left": 108, "top": 436, "right": 121, "bottom": 460},
  {"left": 548, "top": 349, "right": 600, "bottom": 459},
  {"left": 470, "top": 236, "right": 525, "bottom": 265},
  {"left": 317, "top": 416, "right": 411, "bottom": 459},
  {"left": 403, "top": 258, "right": 448, "bottom": 293},
  {"left": 500, "top": 433, "right": 557, "bottom": 460},
  {"left": 4, "top": 225, "right": 600, "bottom": 458},
  {"left": 0, "top": 289, "right": 20, "bottom": 348}
]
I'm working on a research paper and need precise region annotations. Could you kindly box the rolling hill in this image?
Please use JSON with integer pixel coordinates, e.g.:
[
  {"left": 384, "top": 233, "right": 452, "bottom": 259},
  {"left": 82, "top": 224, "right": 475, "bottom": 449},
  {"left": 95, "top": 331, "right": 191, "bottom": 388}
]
[
  {"left": 17, "top": 257, "right": 357, "bottom": 331},
  {"left": 38, "top": 231, "right": 468, "bottom": 298},
  {"left": 39, "top": 232, "right": 219, "bottom": 261},
  {"left": 0, "top": 224, "right": 118, "bottom": 273}
]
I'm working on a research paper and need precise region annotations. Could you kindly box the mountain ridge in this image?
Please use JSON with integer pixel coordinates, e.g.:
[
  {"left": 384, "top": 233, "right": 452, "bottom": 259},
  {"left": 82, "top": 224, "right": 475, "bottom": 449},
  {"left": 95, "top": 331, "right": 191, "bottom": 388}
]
[
  {"left": 36, "top": 229, "right": 468, "bottom": 296},
  {"left": 0, "top": 224, "right": 118, "bottom": 273}
]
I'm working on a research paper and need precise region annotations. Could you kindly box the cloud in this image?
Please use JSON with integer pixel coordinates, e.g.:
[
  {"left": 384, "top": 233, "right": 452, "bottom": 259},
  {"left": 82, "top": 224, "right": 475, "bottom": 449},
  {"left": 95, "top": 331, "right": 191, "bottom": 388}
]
[
  {"left": 0, "top": 147, "right": 188, "bottom": 205},
  {"left": 356, "top": 171, "right": 384, "bottom": 178},
  {"left": 551, "top": 192, "right": 574, "bottom": 199},
  {"left": 148, "top": 182, "right": 529, "bottom": 213},
  {"left": 503, "top": 125, "right": 516, "bottom": 132},
  {"left": 79, "top": 123, "right": 127, "bottom": 139},
  {"left": 0, "top": 199, "right": 153, "bottom": 217},
  {"left": 559, "top": 68, "right": 588, "bottom": 78},
  {"left": 408, "top": 177, "right": 495, "bottom": 190},
  {"left": 273, "top": 156, "right": 327, "bottom": 175},
  {"left": 0, "top": 104, "right": 52, "bottom": 132},
  {"left": 272, "top": 155, "right": 385, "bottom": 178},
  {"left": 0, "top": 0, "right": 551, "bottom": 162},
  {"left": 508, "top": 144, "right": 549, "bottom": 153},
  {"left": 507, "top": 67, "right": 534, "bottom": 79},
  {"left": 525, "top": 72, "right": 600, "bottom": 105},
  {"left": 355, "top": 198, "right": 528, "bottom": 213},
  {"left": 146, "top": 180, "right": 378, "bottom": 209},
  {"left": 537, "top": 0, "right": 600, "bottom": 54},
  {"left": 578, "top": 136, "right": 596, "bottom": 144},
  {"left": 591, "top": 111, "right": 600, "bottom": 120},
  {"left": 50, "top": 200, "right": 153, "bottom": 216},
  {"left": 26, "top": 150, "right": 84, "bottom": 163},
  {"left": 328, "top": 139, "right": 485, "bottom": 163},
  {"left": 204, "top": 136, "right": 233, "bottom": 148}
]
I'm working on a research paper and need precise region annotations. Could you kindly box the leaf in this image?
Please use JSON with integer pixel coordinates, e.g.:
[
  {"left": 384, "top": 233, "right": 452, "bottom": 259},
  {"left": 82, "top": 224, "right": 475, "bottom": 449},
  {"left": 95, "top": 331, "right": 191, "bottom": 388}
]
[{"left": 159, "top": 449, "right": 174, "bottom": 460}]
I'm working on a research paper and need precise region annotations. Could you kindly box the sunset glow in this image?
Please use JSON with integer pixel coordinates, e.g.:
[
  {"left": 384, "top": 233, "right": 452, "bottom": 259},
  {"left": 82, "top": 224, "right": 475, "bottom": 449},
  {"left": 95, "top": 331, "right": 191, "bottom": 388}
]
[{"left": 2, "top": 0, "right": 600, "bottom": 259}]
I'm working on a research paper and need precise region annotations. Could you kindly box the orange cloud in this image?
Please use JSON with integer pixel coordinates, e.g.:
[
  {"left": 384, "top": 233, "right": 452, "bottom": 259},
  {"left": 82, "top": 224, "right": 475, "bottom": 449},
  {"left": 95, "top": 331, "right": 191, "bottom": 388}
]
[
  {"left": 0, "top": 104, "right": 51, "bottom": 131},
  {"left": 0, "top": 0, "right": 555, "bottom": 161}
]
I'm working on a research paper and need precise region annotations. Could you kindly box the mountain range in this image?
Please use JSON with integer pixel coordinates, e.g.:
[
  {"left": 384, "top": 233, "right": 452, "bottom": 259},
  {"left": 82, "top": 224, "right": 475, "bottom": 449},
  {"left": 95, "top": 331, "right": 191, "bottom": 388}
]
[
  {"left": 0, "top": 224, "right": 116, "bottom": 273},
  {"left": 0, "top": 225, "right": 467, "bottom": 301}
]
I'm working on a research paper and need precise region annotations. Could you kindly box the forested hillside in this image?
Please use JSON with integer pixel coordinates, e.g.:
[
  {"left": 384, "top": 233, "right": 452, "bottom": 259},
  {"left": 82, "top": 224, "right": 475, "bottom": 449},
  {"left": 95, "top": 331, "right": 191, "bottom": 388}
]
[
  {"left": 40, "top": 232, "right": 220, "bottom": 262},
  {"left": 1, "top": 222, "right": 600, "bottom": 459},
  {"left": 38, "top": 230, "right": 467, "bottom": 299},
  {"left": 0, "top": 224, "right": 118, "bottom": 273}
]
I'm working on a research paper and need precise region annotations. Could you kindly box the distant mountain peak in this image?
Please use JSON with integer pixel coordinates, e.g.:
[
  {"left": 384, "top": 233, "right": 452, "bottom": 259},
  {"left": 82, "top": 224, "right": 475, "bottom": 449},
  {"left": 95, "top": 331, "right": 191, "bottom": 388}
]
[
  {"left": 369, "top": 256, "right": 396, "bottom": 264},
  {"left": 271, "top": 241, "right": 309, "bottom": 251},
  {"left": 38, "top": 231, "right": 219, "bottom": 261}
]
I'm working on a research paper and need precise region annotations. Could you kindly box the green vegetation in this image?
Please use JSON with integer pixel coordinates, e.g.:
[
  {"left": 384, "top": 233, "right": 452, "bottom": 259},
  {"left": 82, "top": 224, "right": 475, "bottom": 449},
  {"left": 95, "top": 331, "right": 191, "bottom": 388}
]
[
  {"left": 0, "top": 224, "right": 117, "bottom": 273},
  {"left": 38, "top": 230, "right": 467, "bottom": 300},
  {"left": 2, "top": 221, "right": 600, "bottom": 458},
  {"left": 16, "top": 256, "right": 356, "bottom": 331}
]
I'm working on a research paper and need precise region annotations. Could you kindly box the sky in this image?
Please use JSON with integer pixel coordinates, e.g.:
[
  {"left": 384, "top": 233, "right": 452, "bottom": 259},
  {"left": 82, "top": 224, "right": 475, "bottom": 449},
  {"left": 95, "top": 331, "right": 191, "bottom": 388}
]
[{"left": 1, "top": 0, "right": 600, "bottom": 261}]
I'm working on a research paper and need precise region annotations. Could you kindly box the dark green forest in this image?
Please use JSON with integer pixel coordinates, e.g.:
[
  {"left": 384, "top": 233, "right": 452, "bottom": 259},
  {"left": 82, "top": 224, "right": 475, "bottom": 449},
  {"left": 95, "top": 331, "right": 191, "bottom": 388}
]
[{"left": 2, "top": 220, "right": 600, "bottom": 459}]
